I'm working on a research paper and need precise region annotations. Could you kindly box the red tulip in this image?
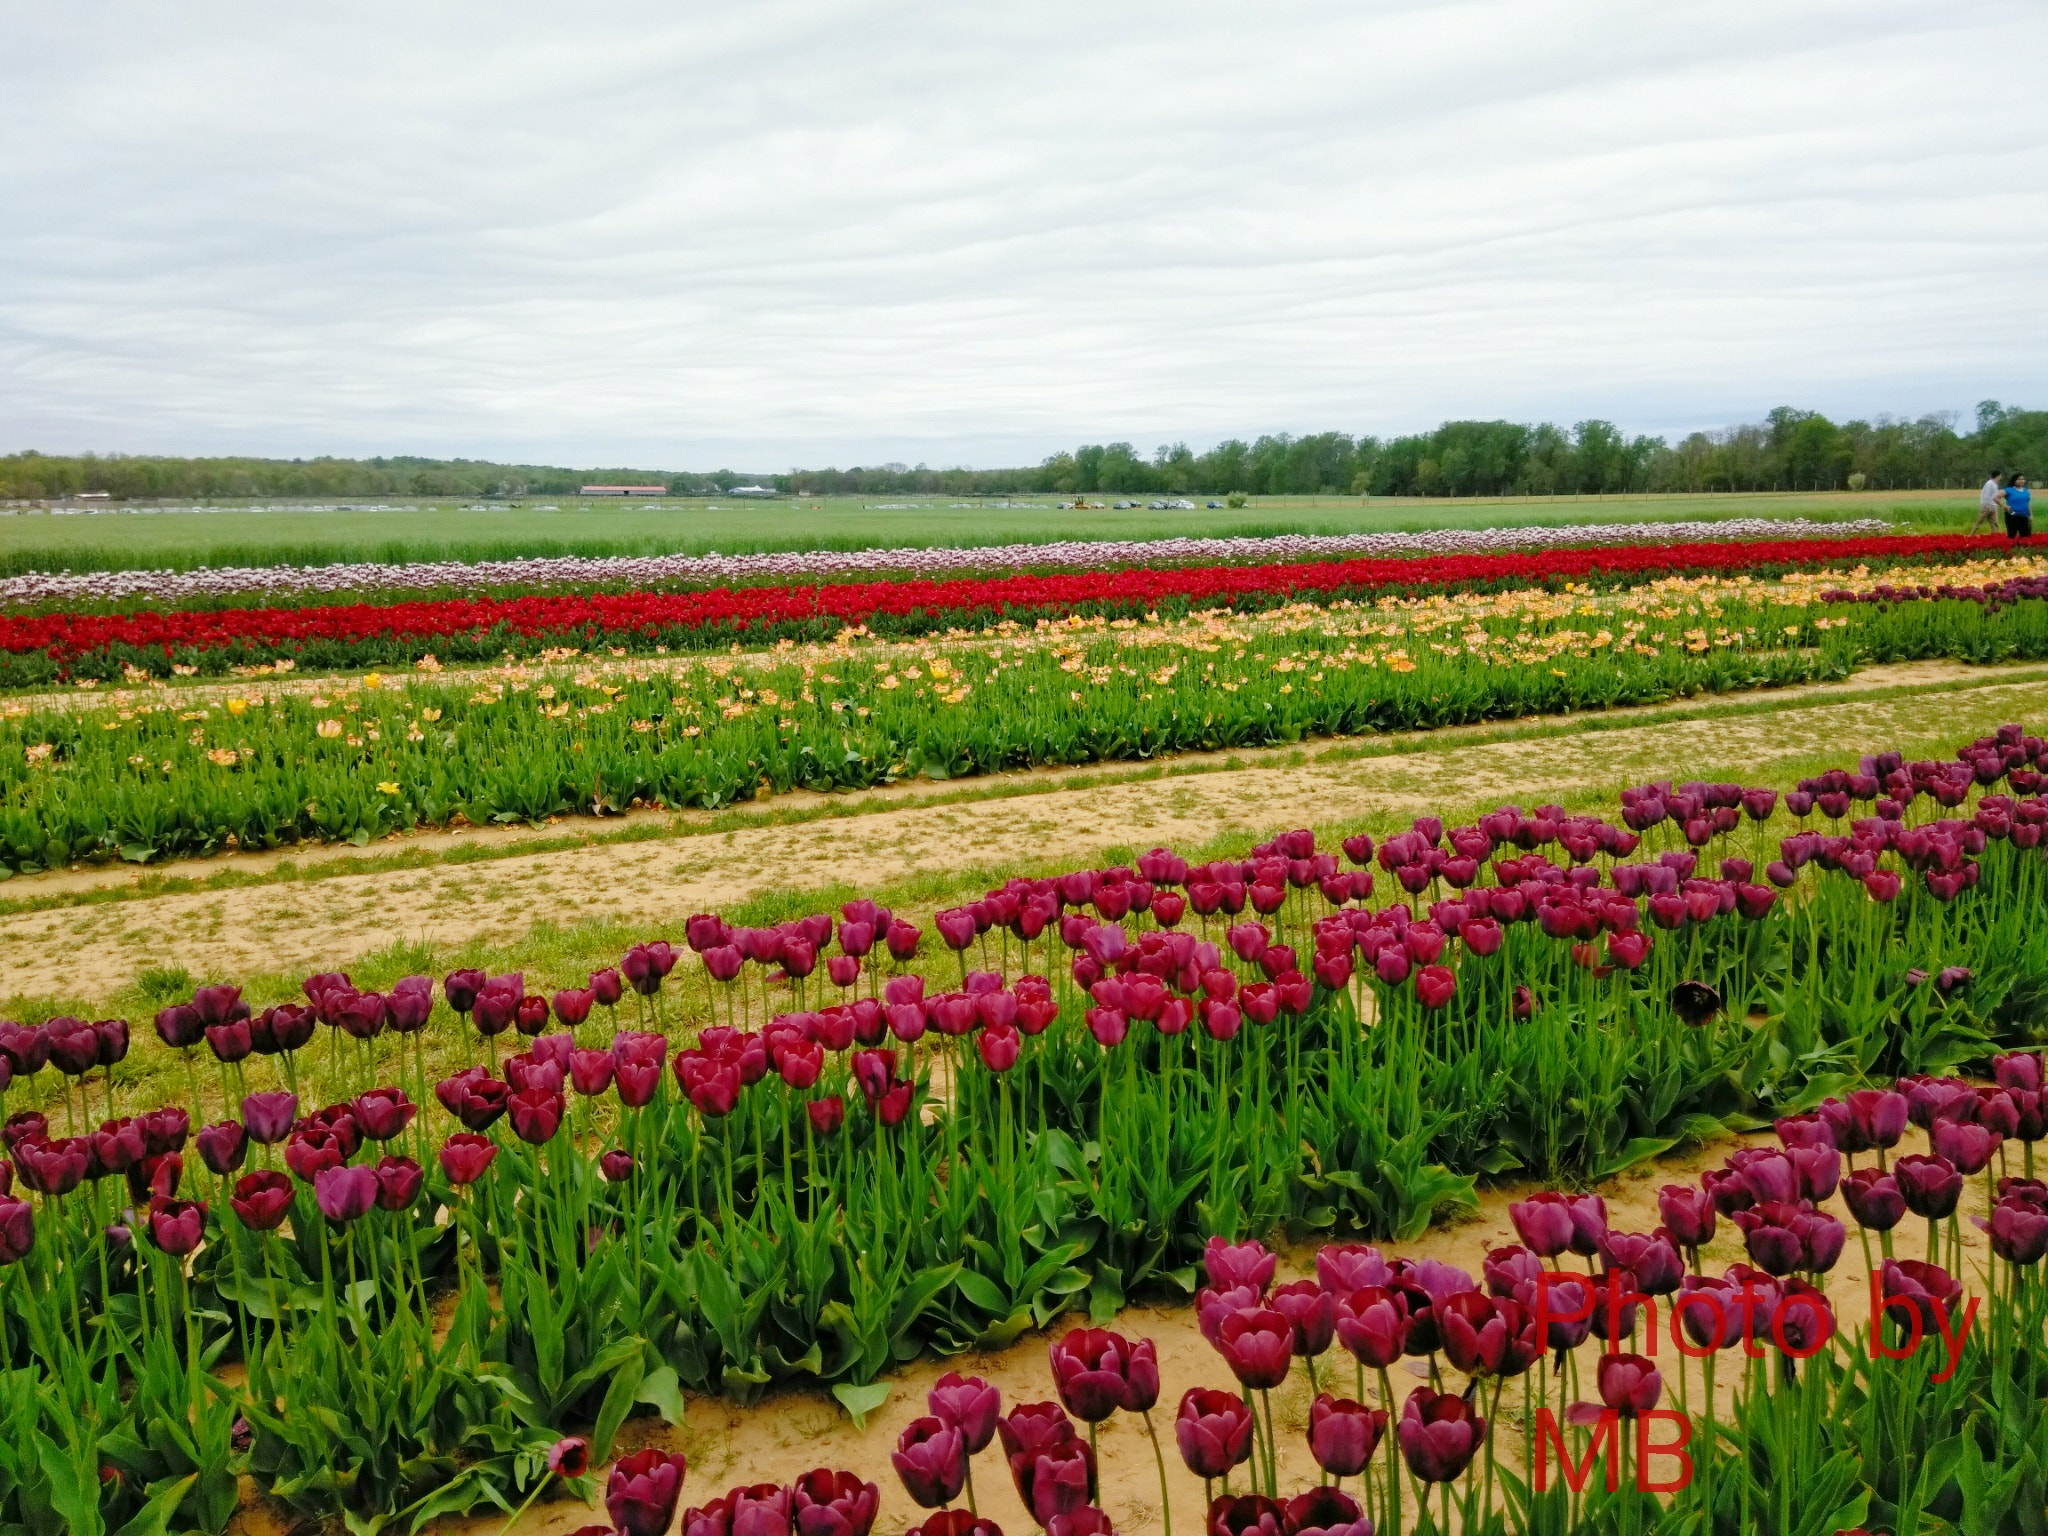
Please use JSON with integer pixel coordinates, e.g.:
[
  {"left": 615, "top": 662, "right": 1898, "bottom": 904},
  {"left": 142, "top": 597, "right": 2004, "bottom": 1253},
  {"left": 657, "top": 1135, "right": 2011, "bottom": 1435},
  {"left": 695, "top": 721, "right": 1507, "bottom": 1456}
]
[
  {"left": 230, "top": 1170, "right": 293, "bottom": 1231},
  {"left": 439, "top": 1132, "right": 497, "bottom": 1185}
]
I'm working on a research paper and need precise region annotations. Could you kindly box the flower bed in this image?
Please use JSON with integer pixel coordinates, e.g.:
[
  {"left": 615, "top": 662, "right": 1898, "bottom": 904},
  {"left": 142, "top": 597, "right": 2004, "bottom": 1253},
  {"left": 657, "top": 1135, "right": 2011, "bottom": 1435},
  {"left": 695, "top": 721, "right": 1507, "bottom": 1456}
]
[
  {"left": 0, "top": 532, "right": 2011, "bottom": 685},
  {"left": 0, "top": 517, "right": 1894, "bottom": 606},
  {"left": 0, "top": 722, "right": 2046, "bottom": 1531}
]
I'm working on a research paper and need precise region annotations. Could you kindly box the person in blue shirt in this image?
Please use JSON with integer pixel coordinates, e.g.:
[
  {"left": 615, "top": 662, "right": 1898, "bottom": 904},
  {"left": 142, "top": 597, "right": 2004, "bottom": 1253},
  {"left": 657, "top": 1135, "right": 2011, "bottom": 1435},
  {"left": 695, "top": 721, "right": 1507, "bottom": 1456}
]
[{"left": 2008, "top": 473, "right": 2033, "bottom": 539}]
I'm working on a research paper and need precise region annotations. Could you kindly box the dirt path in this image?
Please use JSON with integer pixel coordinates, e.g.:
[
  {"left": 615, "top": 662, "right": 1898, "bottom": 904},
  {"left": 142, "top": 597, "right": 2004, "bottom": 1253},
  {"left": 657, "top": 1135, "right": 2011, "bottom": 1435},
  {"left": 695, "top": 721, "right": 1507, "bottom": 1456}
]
[{"left": 8, "top": 662, "right": 2048, "bottom": 1005}]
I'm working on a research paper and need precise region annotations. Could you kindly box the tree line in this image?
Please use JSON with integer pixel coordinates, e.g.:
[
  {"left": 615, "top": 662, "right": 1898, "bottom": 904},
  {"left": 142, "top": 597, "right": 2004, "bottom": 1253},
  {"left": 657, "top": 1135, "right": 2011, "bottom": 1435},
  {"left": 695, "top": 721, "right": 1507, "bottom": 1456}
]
[{"left": 4, "top": 403, "right": 2042, "bottom": 502}]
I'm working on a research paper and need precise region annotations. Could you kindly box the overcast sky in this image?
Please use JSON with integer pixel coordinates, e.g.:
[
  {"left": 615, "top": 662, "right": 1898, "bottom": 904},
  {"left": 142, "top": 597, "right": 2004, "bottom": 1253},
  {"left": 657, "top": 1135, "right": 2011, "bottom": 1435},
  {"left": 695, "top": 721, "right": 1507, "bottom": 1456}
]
[{"left": 2, "top": 1, "right": 2044, "bottom": 469}]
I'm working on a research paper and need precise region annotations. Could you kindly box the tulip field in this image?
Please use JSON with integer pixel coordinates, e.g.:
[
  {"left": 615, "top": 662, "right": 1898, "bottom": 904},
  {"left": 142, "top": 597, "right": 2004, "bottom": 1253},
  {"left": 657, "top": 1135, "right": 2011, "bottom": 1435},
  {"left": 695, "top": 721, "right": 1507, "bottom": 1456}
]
[
  {"left": 0, "top": 697, "right": 2046, "bottom": 1533},
  {"left": 5, "top": 546, "right": 2048, "bottom": 872}
]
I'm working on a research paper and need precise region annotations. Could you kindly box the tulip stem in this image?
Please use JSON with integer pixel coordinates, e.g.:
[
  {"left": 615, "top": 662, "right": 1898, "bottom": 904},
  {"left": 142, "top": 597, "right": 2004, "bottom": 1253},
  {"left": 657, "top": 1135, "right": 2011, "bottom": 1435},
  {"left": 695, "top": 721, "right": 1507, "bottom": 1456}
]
[
  {"left": 488, "top": 1469, "right": 559, "bottom": 1536},
  {"left": 1142, "top": 1409, "right": 1172, "bottom": 1536}
]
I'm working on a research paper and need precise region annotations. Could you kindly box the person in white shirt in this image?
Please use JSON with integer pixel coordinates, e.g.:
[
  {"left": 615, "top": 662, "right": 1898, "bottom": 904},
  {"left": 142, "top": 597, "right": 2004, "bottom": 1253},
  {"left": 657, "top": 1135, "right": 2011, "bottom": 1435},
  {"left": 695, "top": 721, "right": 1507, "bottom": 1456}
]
[{"left": 1974, "top": 471, "right": 2009, "bottom": 533}]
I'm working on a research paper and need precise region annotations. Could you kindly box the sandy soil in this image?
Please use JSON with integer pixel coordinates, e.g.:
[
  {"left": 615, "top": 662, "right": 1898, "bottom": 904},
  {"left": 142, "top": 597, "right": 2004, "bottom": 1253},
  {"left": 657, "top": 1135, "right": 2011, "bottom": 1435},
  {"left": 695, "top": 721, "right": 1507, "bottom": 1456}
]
[
  {"left": 7, "top": 663, "right": 2048, "bottom": 1005},
  {"left": 294, "top": 1120, "right": 2001, "bottom": 1536}
]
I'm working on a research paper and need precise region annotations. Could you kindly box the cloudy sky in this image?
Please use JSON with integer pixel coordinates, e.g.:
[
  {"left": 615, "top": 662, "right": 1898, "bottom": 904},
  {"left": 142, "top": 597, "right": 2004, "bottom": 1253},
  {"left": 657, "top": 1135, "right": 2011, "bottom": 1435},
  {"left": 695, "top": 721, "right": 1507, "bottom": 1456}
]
[{"left": 2, "top": 1, "right": 2043, "bottom": 469}]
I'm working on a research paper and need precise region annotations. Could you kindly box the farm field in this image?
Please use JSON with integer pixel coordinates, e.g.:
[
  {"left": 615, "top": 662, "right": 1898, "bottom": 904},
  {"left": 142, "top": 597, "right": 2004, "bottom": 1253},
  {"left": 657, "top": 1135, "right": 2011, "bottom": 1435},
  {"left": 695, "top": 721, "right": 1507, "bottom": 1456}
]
[
  {"left": 3, "top": 510, "right": 2046, "bottom": 1536},
  {"left": 0, "top": 488, "right": 1973, "bottom": 574},
  {"left": 2, "top": 656, "right": 2044, "bottom": 1012}
]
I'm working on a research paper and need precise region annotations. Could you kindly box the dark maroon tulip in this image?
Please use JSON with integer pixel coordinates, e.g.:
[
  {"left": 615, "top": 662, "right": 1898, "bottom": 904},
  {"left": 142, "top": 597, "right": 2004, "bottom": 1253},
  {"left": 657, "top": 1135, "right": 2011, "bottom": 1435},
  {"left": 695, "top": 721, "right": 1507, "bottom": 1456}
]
[
  {"left": 1334, "top": 1285, "right": 1407, "bottom": 1368},
  {"left": 1396, "top": 1387, "right": 1485, "bottom": 1484},
  {"left": 335, "top": 991, "right": 388, "bottom": 1041},
  {"left": 1203, "top": 1236, "right": 1276, "bottom": 1293},
  {"left": 1732, "top": 1202, "right": 1842, "bottom": 1276},
  {"left": 1995, "top": 1052, "right": 2046, "bottom": 1093},
  {"left": 203, "top": 1016, "right": 255, "bottom": 1062},
  {"left": 1439, "top": 1291, "right": 1540, "bottom": 1378},
  {"left": 1601, "top": 1230, "right": 1684, "bottom": 1295},
  {"left": 1175, "top": 1388, "right": 1253, "bottom": 1479},
  {"left": 683, "top": 1495, "right": 733, "bottom": 1536},
  {"left": 607, "top": 1447, "right": 689, "bottom": 1536},
  {"left": 997, "top": 1400, "right": 1077, "bottom": 1462},
  {"left": 807, "top": 1096, "right": 845, "bottom": 1135},
  {"left": 153, "top": 1004, "right": 204, "bottom": 1051},
  {"left": 281, "top": 1129, "right": 344, "bottom": 1184},
  {"left": 373, "top": 1155, "right": 423, "bottom": 1212},
  {"left": 1931, "top": 1119, "right": 2002, "bottom": 1175},
  {"left": 1669, "top": 980, "right": 1722, "bottom": 1026},
  {"left": 508, "top": 1087, "right": 565, "bottom": 1145},
  {"left": 792, "top": 1469, "right": 879, "bottom": 1536},
  {"left": 1982, "top": 1197, "right": 2048, "bottom": 1264},
  {"left": 2, "top": 1112, "right": 47, "bottom": 1152},
  {"left": 447, "top": 1075, "right": 511, "bottom": 1131},
  {"left": 1729, "top": 1149, "right": 1801, "bottom": 1206},
  {"left": 195, "top": 1120, "right": 247, "bottom": 1176},
  {"left": 1841, "top": 1168, "right": 1907, "bottom": 1231},
  {"left": 128, "top": 1151, "right": 182, "bottom": 1203},
  {"left": 192, "top": 984, "right": 248, "bottom": 1028},
  {"left": 1306, "top": 1393, "right": 1386, "bottom": 1478},
  {"left": 551, "top": 988, "right": 596, "bottom": 1029},
  {"left": 443, "top": 969, "right": 486, "bottom": 1015},
  {"left": 42, "top": 1017, "right": 100, "bottom": 1076},
  {"left": 439, "top": 1132, "right": 497, "bottom": 1186},
  {"left": 726, "top": 1482, "right": 792, "bottom": 1536},
  {"left": 351, "top": 1087, "right": 416, "bottom": 1142},
  {"left": 1508, "top": 1193, "right": 1575, "bottom": 1258},
  {"left": 1895, "top": 1154, "right": 1965, "bottom": 1219},
  {"left": 1316, "top": 1242, "right": 1391, "bottom": 1295},
  {"left": 90, "top": 1116, "right": 147, "bottom": 1175},
  {"left": 314, "top": 1164, "right": 378, "bottom": 1223},
  {"left": 1658, "top": 1184, "right": 1716, "bottom": 1251},
  {"left": 1216, "top": 1307, "right": 1293, "bottom": 1389},
  {"left": 1206, "top": 1495, "right": 1283, "bottom": 1536},
  {"left": 513, "top": 995, "right": 551, "bottom": 1037},
  {"left": 567, "top": 1048, "right": 616, "bottom": 1097},
  {"left": 146, "top": 1197, "right": 205, "bottom": 1256},
  {"left": 0, "top": 1197, "right": 33, "bottom": 1266},
  {"left": 93, "top": 1018, "right": 129, "bottom": 1067},
  {"left": 1482, "top": 1244, "right": 1543, "bottom": 1298},
  {"left": 1045, "top": 1509, "right": 1116, "bottom": 1536},
  {"left": 1012, "top": 1436, "right": 1095, "bottom": 1525},
  {"left": 1280, "top": 1486, "right": 1371, "bottom": 1536},
  {"left": 506, "top": 1050, "right": 566, "bottom": 1095},
  {"left": 253, "top": 1004, "right": 316, "bottom": 1054},
  {"left": 1268, "top": 1278, "right": 1338, "bottom": 1358},
  {"left": 599, "top": 1149, "right": 634, "bottom": 1183},
  {"left": 1049, "top": 1328, "right": 1157, "bottom": 1421},
  {"left": 239, "top": 1091, "right": 298, "bottom": 1146},
  {"left": 384, "top": 979, "right": 433, "bottom": 1034},
  {"left": 1590, "top": 1353, "right": 1662, "bottom": 1417},
  {"left": 16, "top": 1136, "right": 89, "bottom": 1196},
  {"left": 299, "top": 1104, "right": 359, "bottom": 1157},
  {"left": 892, "top": 1417, "right": 967, "bottom": 1509},
  {"left": 908, "top": 1515, "right": 1002, "bottom": 1536},
  {"left": 622, "top": 942, "right": 680, "bottom": 996},
  {"left": 1673, "top": 1274, "right": 1745, "bottom": 1351},
  {"left": 1880, "top": 1258, "right": 1962, "bottom": 1335},
  {"left": 588, "top": 967, "right": 625, "bottom": 1008},
  {"left": 928, "top": 1372, "right": 1001, "bottom": 1454},
  {"left": 1819, "top": 1089, "right": 1909, "bottom": 1153}
]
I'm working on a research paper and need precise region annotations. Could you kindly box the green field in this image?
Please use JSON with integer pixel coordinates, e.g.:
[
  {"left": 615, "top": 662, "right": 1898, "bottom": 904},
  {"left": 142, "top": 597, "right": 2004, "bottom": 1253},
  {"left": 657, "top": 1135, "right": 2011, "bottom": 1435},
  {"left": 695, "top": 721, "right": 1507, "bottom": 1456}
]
[{"left": 0, "top": 488, "right": 1976, "bottom": 574}]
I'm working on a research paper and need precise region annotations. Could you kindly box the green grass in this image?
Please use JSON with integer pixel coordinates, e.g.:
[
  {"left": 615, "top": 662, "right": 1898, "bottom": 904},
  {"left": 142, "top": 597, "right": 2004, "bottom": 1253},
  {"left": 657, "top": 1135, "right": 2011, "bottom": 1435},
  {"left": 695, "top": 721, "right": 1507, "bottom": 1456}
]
[{"left": 0, "top": 489, "right": 1974, "bottom": 574}]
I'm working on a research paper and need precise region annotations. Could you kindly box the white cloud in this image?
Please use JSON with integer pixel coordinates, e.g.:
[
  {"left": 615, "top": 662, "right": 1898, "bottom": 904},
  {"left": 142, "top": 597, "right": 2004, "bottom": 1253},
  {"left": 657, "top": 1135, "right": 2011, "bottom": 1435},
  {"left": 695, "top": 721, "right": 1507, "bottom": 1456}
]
[{"left": 1, "top": 0, "right": 2042, "bottom": 467}]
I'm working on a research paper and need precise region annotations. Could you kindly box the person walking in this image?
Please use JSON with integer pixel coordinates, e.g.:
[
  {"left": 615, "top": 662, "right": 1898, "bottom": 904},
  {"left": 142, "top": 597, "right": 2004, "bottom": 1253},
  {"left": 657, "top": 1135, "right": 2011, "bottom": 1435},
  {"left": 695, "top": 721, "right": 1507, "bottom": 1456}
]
[
  {"left": 2007, "top": 473, "right": 2033, "bottom": 539},
  {"left": 1974, "top": 470, "right": 2008, "bottom": 533}
]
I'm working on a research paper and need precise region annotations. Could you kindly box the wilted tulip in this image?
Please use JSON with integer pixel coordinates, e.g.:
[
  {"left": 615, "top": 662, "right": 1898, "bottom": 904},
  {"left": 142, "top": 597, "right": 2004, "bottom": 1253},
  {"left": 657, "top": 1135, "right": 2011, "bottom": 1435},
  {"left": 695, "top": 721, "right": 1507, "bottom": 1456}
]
[
  {"left": 892, "top": 1417, "right": 967, "bottom": 1509},
  {"left": 607, "top": 1447, "right": 688, "bottom": 1536}
]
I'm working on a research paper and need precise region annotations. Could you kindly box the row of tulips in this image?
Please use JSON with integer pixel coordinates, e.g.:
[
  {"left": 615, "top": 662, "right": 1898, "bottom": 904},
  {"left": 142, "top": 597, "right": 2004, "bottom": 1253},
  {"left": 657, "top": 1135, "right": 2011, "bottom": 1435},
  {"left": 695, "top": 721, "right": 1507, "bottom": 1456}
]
[
  {"left": 0, "top": 530, "right": 2015, "bottom": 682},
  {"left": 2, "top": 723, "right": 2048, "bottom": 1530}
]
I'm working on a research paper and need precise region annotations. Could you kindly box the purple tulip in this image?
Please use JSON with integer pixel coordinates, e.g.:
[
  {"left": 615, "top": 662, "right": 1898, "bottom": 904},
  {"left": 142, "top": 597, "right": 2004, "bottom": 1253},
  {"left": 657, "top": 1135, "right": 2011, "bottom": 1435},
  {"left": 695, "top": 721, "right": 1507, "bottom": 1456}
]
[
  {"left": 892, "top": 1418, "right": 967, "bottom": 1509},
  {"left": 928, "top": 1372, "right": 1001, "bottom": 1454},
  {"left": 1175, "top": 1388, "right": 1253, "bottom": 1479},
  {"left": 1396, "top": 1387, "right": 1485, "bottom": 1484}
]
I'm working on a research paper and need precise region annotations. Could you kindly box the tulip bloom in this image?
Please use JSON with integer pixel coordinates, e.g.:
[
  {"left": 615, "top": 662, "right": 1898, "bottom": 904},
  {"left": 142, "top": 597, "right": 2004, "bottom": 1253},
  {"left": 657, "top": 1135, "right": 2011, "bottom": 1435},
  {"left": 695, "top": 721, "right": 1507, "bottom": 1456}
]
[
  {"left": 351, "top": 1086, "right": 416, "bottom": 1142},
  {"left": 892, "top": 1417, "right": 967, "bottom": 1509},
  {"left": 1397, "top": 1387, "right": 1485, "bottom": 1483},
  {"left": 1895, "top": 1154, "right": 1965, "bottom": 1219},
  {"left": 0, "top": 1198, "right": 33, "bottom": 1266},
  {"left": 439, "top": 1132, "right": 498, "bottom": 1186},
  {"left": 1204, "top": 1236, "right": 1276, "bottom": 1293},
  {"left": 1281, "top": 1487, "right": 1372, "bottom": 1536},
  {"left": 1175, "top": 1387, "right": 1253, "bottom": 1480},
  {"left": 1048, "top": 1329, "right": 1158, "bottom": 1421},
  {"left": 1216, "top": 1308, "right": 1293, "bottom": 1389},
  {"left": 1269, "top": 1279, "right": 1337, "bottom": 1358},
  {"left": 195, "top": 1120, "right": 248, "bottom": 1176},
  {"left": 373, "top": 1155, "right": 424, "bottom": 1212},
  {"left": 314, "top": 1164, "right": 378, "bottom": 1223},
  {"left": 807, "top": 1096, "right": 846, "bottom": 1136},
  {"left": 607, "top": 1447, "right": 689, "bottom": 1536},
  {"left": 791, "top": 1469, "right": 880, "bottom": 1536},
  {"left": 1334, "top": 1285, "right": 1407, "bottom": 1369},
  {"left": 146, "top": 1197, "right": 206, "bottom": 1257},
  {"left": 1306, "top": 1393, "right": 1386, "bottom": 1478},
  {"left": 508, "top": 1087, "right": 566, "bottom": 1144},
  {"left": 1578, "top": 1352, "right": 1662, "bottom": 1421}
]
